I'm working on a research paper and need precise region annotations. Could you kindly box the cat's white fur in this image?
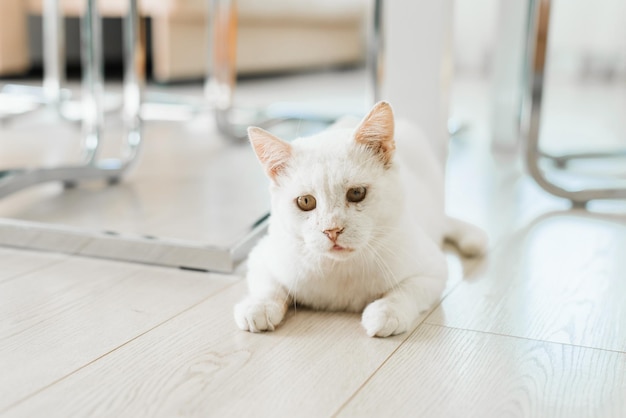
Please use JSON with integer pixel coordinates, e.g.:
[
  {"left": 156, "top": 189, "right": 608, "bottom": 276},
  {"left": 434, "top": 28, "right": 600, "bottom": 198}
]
[{"left": 234, "top": 101, "right": 486, "bottom": 337}]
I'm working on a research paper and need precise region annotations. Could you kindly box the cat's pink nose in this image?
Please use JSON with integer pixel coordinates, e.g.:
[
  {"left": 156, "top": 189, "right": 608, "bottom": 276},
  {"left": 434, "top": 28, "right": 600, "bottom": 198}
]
[{"left": 323, "top": 227, "right": 345, "bottom": 242}]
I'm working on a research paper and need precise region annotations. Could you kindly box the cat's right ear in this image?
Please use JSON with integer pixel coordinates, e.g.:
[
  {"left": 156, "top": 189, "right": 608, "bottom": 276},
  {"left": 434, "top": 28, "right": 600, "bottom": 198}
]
[
  {"left": 248, "top": 127, "right": 292, "bottom": 181},
  {"left": 354, "top": 101, "right": 395, "bottom": 167}
]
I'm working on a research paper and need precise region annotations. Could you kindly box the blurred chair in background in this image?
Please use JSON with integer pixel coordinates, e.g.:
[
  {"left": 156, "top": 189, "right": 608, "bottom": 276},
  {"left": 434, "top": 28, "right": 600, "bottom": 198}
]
[
  {"left": 492, "top": 0, "right": 626, "bottom": 207},
  {"left": 0, "top": 0, "right": 143, "bottom": 198},
  {"left": 523, "top": 0, "right": 626, "bottom": 206}
]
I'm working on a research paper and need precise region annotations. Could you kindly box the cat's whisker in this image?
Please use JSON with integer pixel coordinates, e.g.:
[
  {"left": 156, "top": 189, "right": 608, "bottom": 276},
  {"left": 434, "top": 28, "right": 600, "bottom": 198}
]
[
  {"left": 371, "top": 242, "right": 402, "bottom": 286},
  {"left": 371, "top": 257, "right": 398, "bottom": 294},
  {"left": 371, "top": 246, "right": 414, "bottom": 279},
  {"left": 364, "top": 241, "right": 399, "bottom": 293},
  {"left": 367, "top": 232, "right": 419, "bottom": 259},
  {"left": 358, "top": 250, "right": 367, "bottom": 285}
]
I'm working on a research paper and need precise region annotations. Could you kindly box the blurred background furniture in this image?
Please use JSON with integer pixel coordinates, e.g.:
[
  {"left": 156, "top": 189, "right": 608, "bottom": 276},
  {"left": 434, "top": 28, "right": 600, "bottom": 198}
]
[
  {"left": 7, "top": 0, "right": 367, "bottom": 82},
  {"left": 0, "top": 1, "right": 29, "bottom": 76},
  {"left": 523, "top": 0, "right": 626, "bottom": 206},
  {"left": 0, "top": 0, "right": 143, "bottom": 198},
  {"left": 488, "top": 0, "right": 626, "bottom": 208}
]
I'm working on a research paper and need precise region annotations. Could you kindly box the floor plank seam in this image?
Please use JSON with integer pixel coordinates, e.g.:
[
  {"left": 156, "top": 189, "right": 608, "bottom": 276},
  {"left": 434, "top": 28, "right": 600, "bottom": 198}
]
[
  {"left": 422, "top": 262, "right": 474, "bottom": 323},
  {"left": 332, "top": 275, "right": 468, "bottom": 417},
  {"left": 0, "top": 278, "right": 242, "bottom": 414},
  {"left": 423, "top": 322, "right": 626, "bottom": 355},
  {"left": 330, "top": 329, "right": 415, "bottom": 418}
]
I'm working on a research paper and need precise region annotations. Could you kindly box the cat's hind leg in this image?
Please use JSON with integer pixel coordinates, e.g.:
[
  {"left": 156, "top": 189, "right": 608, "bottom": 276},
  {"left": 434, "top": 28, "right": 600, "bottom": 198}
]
[{"left": 444, "top": 216, "right": 488, "bottom": 257}]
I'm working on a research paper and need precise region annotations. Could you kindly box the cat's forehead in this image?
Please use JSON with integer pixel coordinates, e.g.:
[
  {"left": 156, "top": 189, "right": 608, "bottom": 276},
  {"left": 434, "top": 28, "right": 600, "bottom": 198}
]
[
  {"left": 292, "top": 130, "right": 362, "bottom": 168},
  {"left": 282, "top": 129, "right": 381, "bottom": 190},
  {"left": 292, "top": 128, "right": 353, "bottom": 154}
]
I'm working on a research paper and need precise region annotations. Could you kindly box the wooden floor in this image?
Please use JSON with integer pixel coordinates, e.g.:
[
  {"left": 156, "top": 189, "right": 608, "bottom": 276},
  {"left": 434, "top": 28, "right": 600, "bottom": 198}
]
[{"left": 1, "top": 72, "right": 625, "bottom": 417}]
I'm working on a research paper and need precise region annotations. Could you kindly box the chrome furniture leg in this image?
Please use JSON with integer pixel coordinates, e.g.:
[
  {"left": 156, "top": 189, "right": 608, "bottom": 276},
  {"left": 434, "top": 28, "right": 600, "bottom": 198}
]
[
  {"left": 121, "top": 0, "right": 144, "bottom": 166},
  {"left": 0, "top": 0, "right": 143, "bottom": 198},
  {"left": 139, "top": 0, "right": 339, "bottom": 130},
  {"left": 0, "top": 0, "right": 122, "bottom": 123},
  {"left": 203, "top": 0, "right": 335, "bottom": 140},
  {"left": 0, "top": 0, "right": 69, "bottom": 120},
  {"left": 366, "top": 0, "right": 383, "bottom": 104},
  {"left": 80, "top": 0, "right": 104, "bottom": 164},
  {"left": 523, "top": 0, "right": 626, "bottom": 206},
  {"left": 205, "top": 0, "right": 236, "bottom": 115},
  {"left": 205, "top": 0, "right": 239, "bottom": 137},
  {"left": 43, "top": 0, "right": 66, "bottom": 106}
]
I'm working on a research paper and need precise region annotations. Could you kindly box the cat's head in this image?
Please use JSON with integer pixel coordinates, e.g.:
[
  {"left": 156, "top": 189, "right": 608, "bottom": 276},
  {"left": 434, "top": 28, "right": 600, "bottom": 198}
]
[{"left": 249, "top": 101, "right": 403, "bottom": 261}]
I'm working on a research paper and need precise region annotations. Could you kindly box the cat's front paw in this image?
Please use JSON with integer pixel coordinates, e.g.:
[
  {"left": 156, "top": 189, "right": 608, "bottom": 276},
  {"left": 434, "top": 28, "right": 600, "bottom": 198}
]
[
  {"left": 234, "top": 297, "right": 285, "bottom": 333},
  {"left": 361, "top": 300, "right": 409, "bottom": 337}
]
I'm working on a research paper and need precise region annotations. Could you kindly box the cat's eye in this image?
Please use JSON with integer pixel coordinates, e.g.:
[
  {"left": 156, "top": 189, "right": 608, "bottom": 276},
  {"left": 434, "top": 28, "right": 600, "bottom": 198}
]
[
  {"left": 296, "top": 195, "right": 317, "bottom": 211},
  {"left": 346, "top": 186, "right": 367, "bottom": 203}
]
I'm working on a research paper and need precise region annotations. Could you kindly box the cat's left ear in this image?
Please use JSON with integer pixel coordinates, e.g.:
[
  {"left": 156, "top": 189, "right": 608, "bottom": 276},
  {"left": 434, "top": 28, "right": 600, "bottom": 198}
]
[
  {"left": 354, "top": 101, "right": 395, "bottom": 167},
  {"left": 248, "top": 126, "right": 292, "bottom": 182}
]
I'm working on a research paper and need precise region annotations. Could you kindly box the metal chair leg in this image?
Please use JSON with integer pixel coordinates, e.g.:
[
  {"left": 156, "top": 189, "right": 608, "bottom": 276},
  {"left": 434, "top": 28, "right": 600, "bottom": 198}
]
[
  {"left": 523, "top": 0, "right": 626, "bottom": 206},
  {"left": 0, "top": 0, "right": 143, "bottom": 198},
  {"left": 43, "top": 0, "right": 66, "bottom": 106},
  {"left": 0, "top": 0, "right": 69, "bottom": 121},
  {"left": 80, "top": 0, "right": 104, "bottom": 165},
  {"left": 134, "top": 0, "right": 339, "bottom": 132},
  {"left": 203, "top": 0, "right": 281, "bottom": 139}
]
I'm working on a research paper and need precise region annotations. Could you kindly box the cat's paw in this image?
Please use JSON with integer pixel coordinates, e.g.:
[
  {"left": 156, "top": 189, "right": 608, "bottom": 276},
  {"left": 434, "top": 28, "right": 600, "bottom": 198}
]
[
  {"left": 234, "top": 297, "right": 285, "bottom": 333},
  {"left": 361, "top": 300, "right": 409, "bottom": 338}
]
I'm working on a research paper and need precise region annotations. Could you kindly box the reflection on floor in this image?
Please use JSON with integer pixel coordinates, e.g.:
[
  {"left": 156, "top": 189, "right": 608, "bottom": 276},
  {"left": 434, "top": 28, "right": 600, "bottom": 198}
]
[{"left": 0, "top": 71, "right": 625, "bottom": 416}]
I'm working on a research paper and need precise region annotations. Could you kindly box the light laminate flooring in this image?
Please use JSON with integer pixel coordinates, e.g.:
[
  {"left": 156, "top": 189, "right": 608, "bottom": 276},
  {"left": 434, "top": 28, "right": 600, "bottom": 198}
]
[{"left": 0, "top": 71, "right": 625, "bottom": 417}]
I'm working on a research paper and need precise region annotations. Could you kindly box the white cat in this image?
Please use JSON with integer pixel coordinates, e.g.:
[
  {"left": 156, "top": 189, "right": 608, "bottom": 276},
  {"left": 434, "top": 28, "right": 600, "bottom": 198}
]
[{"left": 234, "top": 101, "right": 486, "bottom": 337}]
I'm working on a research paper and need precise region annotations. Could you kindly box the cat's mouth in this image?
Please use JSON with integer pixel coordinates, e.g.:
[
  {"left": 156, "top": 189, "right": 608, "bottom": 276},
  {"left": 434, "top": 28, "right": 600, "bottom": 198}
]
[
  {"left": 325, "top": 243, "right": 357, "bottom": 260},
  {"left": 331, "top": 244, "right": 354, "bottom": 253}
]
